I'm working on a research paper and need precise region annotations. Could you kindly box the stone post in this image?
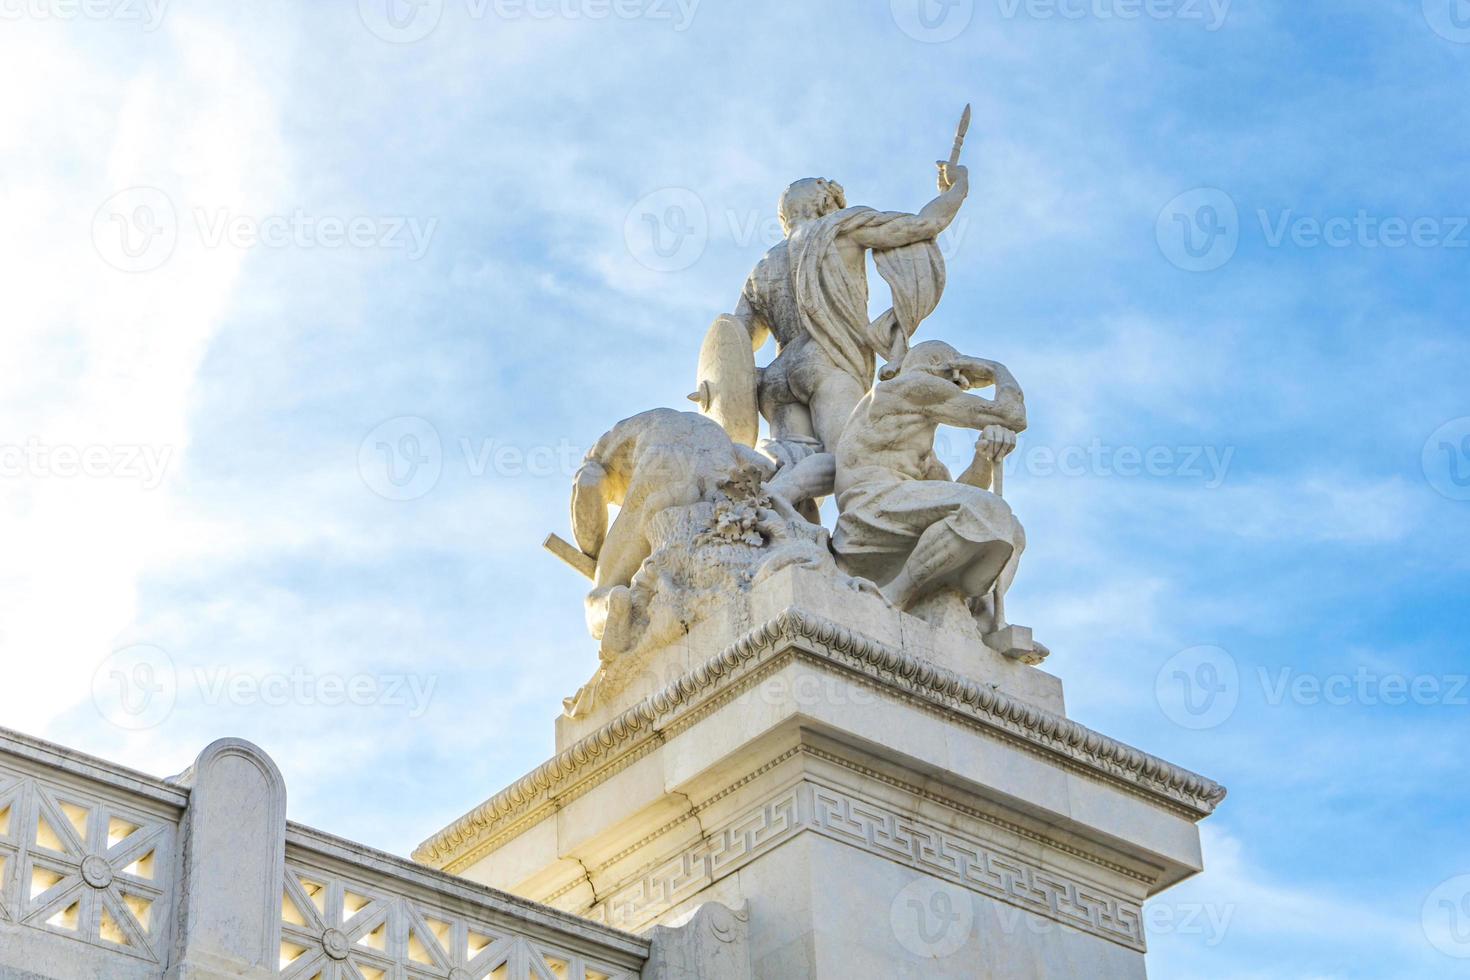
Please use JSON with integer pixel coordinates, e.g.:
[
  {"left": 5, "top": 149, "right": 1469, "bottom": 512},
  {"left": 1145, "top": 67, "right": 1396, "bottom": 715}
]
[
  {"left": 642, "top": 902, "right": 752, "bottom": 979},
  {"left": 167, "top": 738, "right": 287, "bottom": 980}
]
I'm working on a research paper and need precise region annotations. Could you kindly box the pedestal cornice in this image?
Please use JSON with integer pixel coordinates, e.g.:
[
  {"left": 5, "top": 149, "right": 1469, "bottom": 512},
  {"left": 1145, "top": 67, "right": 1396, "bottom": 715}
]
[{"left": 414, "top": 607, "right": 1226, "bottom": 873}]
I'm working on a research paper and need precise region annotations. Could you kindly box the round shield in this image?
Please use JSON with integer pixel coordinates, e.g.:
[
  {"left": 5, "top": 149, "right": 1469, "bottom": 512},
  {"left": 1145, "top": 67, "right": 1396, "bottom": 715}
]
[{"left": 689, "top": 314, "right": 759, "bottom": 448}]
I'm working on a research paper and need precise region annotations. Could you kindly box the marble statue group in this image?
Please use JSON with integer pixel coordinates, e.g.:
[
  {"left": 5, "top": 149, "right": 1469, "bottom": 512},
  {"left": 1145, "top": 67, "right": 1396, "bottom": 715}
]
[{"left": 547, "top": 107, "right": 1048, "bottom": 712}]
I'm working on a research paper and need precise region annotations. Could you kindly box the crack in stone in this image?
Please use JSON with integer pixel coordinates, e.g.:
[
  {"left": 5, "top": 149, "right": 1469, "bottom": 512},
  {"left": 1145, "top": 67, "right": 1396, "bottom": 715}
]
[{"left": 571, "top": 855, "right": 600, "bottom": 905}]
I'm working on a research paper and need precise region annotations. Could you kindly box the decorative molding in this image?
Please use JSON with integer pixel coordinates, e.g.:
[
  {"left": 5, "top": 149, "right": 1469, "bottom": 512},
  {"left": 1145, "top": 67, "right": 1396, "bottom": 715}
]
[
  {"left": 415, "top": 609, "right": 1226, "bottom": 870},
  {"left": 579, "top": 780, "right": 1146, "bottom": 952},
  {"left": 798, "top": 744, "right": 1156, "bottom": 885},
  {"left": 807, "top": 785, "right": 1144, "bottom": 951},
  {"left": 543, "top": 747, "right": 808, "bottom": 908},
  {"left": 0, "top": 725, "right": 189, "bottom": 811},
  {"left": 587, "top": 786, "right": 803, "bottom": 932}
]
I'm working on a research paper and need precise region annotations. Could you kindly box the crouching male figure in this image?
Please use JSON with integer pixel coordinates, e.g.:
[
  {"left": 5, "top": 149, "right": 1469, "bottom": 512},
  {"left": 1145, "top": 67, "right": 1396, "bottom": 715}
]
[{"left": 832, "top": 340, "right": 1035, "bottom": 648}]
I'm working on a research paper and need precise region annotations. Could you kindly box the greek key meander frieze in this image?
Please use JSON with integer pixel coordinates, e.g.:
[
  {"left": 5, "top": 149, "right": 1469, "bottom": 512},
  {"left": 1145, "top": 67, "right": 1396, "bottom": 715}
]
[
  {"left": 280, "top": 858, "right": 636, "bottom": 980},
  {"left": 416, "top": 610, "right": 1224, "bottom": 870},
  {"left": 0, "top": 763, "right": 176, "bottom": 964},
  {"left": 580, "top": 780, "right": 1145, "bottom": 952},
  {"left": 808, "top": 786, "right": 1144, "bottom": 950}
]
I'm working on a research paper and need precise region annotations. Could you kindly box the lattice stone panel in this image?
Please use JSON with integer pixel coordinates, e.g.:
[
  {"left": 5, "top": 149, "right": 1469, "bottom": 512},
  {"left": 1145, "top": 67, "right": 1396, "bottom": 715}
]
[
  {"left": 0, "top": 764, "right": 177, "bottom": 964},
  {"left": 280, "top": 861, "right": 635, "bottom": 980}
]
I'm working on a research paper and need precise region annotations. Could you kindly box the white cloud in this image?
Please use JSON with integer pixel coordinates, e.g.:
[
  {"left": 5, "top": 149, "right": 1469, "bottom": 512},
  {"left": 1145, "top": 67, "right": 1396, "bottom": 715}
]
[{"left": 0, "top": 13, "right": 289, "bottom": 734}]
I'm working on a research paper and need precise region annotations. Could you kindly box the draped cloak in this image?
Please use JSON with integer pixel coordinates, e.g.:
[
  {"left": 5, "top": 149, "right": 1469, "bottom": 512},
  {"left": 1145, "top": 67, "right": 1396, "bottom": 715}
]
[{"left": 788, "top": 206, "right": 947, "bottom": 387}]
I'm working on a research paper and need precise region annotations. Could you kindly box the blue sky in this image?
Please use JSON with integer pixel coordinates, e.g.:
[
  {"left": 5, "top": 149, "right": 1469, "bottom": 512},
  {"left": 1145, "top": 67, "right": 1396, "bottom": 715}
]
[{"left": 3, "top": 1, "right": 1468, "bottom": 976}]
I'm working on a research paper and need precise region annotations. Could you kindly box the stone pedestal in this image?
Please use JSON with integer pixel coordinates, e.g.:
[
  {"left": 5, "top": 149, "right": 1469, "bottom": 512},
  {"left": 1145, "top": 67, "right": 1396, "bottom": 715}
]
[{"left": 414, "top": 567, "right": 1224, "bottom": 979}]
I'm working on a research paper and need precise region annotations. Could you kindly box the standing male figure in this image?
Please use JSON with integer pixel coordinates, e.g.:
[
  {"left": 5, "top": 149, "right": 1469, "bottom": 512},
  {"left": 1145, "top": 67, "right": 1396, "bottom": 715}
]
[{"left": 732, "top": 161, "right": 970, "bottom": 463}]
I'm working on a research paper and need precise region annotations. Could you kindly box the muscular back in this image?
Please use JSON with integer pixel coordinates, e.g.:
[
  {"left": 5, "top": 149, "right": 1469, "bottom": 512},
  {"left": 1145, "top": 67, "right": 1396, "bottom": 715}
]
[
  {"left": 741, "top": 241, "right": 804, "bottom": 349},
  {"left": 833, "top": 385, "right": 946, "bottom": 494}
]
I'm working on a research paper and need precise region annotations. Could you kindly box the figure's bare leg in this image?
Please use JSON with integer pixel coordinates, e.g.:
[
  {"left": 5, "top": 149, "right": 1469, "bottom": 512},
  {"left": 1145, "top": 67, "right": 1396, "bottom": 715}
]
[
  {"left": 584, "top": 499, "right": 652, "bottom": 639},
  {"left": 766, "top": 452, "right": 835, "bottom": 505},
  {"left": 883, "top": 523, "right": 1007, "bottom": 611},
  {"left": 809, "top": 371, "right": 870, "bottom": 453},
  {"left": 764, "top": 399, "right": 817, "bottom": 448}
]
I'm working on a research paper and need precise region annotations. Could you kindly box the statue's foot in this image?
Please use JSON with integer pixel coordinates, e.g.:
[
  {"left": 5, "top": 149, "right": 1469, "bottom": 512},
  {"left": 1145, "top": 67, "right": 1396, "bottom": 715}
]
[{"left": 982, "top": 624, "right": 1050, "bottom": 666}]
